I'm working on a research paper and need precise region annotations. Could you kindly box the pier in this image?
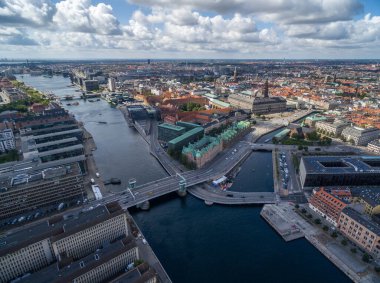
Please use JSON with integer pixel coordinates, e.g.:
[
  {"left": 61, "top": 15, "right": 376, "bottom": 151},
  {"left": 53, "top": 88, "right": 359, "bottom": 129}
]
[{"left": 260, "top": 204, "right": 304, "bottom": 241}]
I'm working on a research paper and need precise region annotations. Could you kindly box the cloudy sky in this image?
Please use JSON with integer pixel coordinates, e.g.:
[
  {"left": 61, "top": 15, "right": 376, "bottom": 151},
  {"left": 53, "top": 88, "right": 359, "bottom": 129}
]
[{"left": 0, "top": 0, "right": 379, "bottom": 59}]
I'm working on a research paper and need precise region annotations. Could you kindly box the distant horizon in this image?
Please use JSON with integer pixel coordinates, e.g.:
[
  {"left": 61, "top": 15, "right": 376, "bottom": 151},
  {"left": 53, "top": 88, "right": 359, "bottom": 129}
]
[{"left": 1, "top": 58, "right": 380, "bottom": 62}]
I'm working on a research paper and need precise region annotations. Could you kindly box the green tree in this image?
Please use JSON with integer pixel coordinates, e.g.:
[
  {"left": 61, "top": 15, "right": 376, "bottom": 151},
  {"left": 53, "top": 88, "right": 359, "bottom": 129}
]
[
  {"left": 291, "top": 132, "right": 299, "bottom": 139},
  {"left": 350, "top": 248, "right": 357, "bottom": 254},
  {"left": 331, "top": 231, "right": 338, "bottom": 238},
  {"left": 323, "top": 225, "right": 329, "bottom": 231},
  {"left": 314, "top": 218, "right": 321, "bottom": 225},
  {"left": 341, "top": 239, "right": 348, "bottom": 246},
  {"left": 362, "top": 253, "right": 371, "bottom": 263}
]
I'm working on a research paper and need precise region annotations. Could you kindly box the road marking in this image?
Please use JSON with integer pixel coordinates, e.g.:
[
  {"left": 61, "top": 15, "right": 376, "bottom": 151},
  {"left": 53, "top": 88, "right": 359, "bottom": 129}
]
[{"left": 127, "top": 188, "right": 135, "bottom": 200}]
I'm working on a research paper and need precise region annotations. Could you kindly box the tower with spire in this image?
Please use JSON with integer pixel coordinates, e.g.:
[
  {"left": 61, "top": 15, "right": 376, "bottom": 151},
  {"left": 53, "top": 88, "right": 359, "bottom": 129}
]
[
  {"left": 233, "top": 67, "right": 237, "bottom": 82},
  {"left": 263, "top": 78, "right": 269, "bottom": 98}
]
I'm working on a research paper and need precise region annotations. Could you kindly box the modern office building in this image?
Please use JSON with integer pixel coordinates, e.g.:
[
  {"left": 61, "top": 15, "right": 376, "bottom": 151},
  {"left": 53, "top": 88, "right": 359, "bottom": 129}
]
[
  {"left": 0, "top": 203, "right": 129, "bottom": 282},
  {"left": 0, "top": 162, "right": 85, "bottom": 228},
  {"left": 157, "top": 123, "right": 186, "bottom": 142},
  {"left": 308, "top": 188, "right": 347, "bottom": 226},
  {"left": 341, "top": 126, "right": 380, "bottom": 146},
  {"left": 228, "top": 80, "right": 286, "bottom": 114},
  {"left": 168, "top": 126, "right": 204, "bottom": 151},
  {"left": 19, "top": 237, "right": 140, "bottom": 283},
  {"left": 0, "top": 128, "right": 15, "bottom": 152},
  {"left": 108, "top": 77, "right": 116, "bottom": 92},
  {"left": 83, "top": 80, "right": 99, "bottom": 92},
  {"left": 300, "top": 156, "right": 380, "bottom": 188},
  {"left": 338, "top": 207, "right": 380, "bottom": 259},
  {"left": 21, "top": 127, "right": 84, "bottom": 163}
]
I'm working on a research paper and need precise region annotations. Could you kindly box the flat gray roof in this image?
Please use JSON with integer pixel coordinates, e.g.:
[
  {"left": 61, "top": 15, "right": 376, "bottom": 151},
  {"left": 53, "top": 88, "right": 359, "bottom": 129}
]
[
  {"left": 0, "top": 203, "right": 124, "bottom": 257},
  {"left": 301, "top": 156, "right": 380, "bottom": 174},
  {"left": 20, "top": 237, "right": 136, "bottom": 283},
  {"left": 342, "top": 207, "right": 380, "bottom": 235},
  {"left": 37, "top": 144, "right": 83, "bottom": 158}
]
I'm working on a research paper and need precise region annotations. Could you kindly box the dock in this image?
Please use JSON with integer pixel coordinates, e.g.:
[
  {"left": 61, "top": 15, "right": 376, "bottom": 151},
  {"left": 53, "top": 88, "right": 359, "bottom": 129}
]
[{"left": 260, "top": 204, "right": 304, "bottom": 241}]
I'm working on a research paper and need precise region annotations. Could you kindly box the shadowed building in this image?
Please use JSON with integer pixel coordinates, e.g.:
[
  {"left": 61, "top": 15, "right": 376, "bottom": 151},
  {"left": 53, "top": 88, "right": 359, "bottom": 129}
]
[{"left": 300, "top": 156, "right": 380, "bottom": 188}]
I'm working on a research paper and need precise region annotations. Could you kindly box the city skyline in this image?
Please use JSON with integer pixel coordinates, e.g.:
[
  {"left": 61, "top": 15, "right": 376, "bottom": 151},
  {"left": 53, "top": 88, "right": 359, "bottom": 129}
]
[{"left": 0, "top": 0, "right": 379, "bottom": 60}]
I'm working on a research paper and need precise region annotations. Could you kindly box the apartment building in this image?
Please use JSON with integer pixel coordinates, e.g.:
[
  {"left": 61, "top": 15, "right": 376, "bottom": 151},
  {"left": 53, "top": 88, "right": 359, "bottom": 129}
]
[
  {"left": 338, "top": 207, "right": 380, "bottom": 259},
  {"left": 308, "top": 188, "right": 347, "bottom": 226},
  {"left": 367, "top": 139, "right": 380, "bottom": 154},
  {"left": 315, "top": 120, "right": 348, "bottom": 136},
  {"left": 341, "top": 126, "right": 380, "bottom": 146},
  {"left": 359, "top": 189, "right": 380, "bottom": 216},
  {"left": 0, "top": 203, "right": 128, "bottom": 282}
]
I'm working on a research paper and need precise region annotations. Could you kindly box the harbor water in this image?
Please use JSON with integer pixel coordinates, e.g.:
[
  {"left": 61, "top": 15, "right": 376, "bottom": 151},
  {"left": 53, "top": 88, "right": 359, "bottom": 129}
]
[{"left": 16, "top": 75, "right": 351, "bottom": 283}]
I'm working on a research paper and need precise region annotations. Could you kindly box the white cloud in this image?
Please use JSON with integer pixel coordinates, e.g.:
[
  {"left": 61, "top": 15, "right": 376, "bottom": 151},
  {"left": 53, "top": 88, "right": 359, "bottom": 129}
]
[
  {"left": 53, "top": 0, "right": 121, "bottom": 35},
  {"left": 129, "top": 0, "right": 363, "bottom": 24},
  {"left": 0, "top": 0, "right": 55, "bottom": 26},
  {"left": 0, "top": 0, "right": 378, "bottom": 58}
]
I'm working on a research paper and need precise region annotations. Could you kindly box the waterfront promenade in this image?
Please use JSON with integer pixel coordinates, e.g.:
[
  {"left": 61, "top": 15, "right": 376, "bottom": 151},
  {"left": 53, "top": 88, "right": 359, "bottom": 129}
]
[{"left": 261, "top": 203, "right": 380, "bottom": 283}]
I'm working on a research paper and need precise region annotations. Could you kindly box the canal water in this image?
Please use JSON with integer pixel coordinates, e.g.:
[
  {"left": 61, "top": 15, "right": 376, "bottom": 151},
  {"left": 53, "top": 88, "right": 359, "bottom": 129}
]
[
  {"left": 229, "top": 152, "right": 273, "bottom": 192},
  {"left": 17, "top": 75, "right": 351, "bottom": 283}
]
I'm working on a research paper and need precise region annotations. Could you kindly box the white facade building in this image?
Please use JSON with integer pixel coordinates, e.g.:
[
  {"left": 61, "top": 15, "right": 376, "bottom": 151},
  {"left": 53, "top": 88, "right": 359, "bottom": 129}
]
[
  {"left": 108, "top": 77, "right": 116, "bottom": 92},
  {"left": 0, "top": 128, "right": 15, "bottom": 152}
]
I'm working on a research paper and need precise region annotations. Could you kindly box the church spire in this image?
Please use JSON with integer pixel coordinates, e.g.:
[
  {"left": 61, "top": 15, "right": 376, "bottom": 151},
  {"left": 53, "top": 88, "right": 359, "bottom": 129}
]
[{"left": 263, "top": 78, "right": 269, "bottom": 97}]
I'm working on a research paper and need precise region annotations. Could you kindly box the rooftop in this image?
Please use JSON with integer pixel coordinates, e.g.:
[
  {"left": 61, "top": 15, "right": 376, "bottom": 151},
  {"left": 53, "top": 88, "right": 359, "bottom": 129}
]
[
  {"left": 360, "top": 188, "right": 380, "bottom": 207},
  {"left": 301, "top": 155, "right": 380, "bottom": 174},
  {"left": 0, "top": 162, "right": 82, "bottom": 191},
  {"left": 168, "top": 126, "right": 204, "bottom": 145},
  {"left": 0, "top": 202, "right": 124, "bottom": 257},
  {"left": 157, "top": 123, "right": 185, "bottom": 132},
  {"left": 19, "top": 236, "right": 136, "bottom": 283},
  {"left": 342, "top": 207, "right": 380, "bottom": 236}
]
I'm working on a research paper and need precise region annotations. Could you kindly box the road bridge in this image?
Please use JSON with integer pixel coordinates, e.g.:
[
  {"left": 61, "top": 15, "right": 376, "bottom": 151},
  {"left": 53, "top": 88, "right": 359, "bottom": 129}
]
[{"left": 189, "top": 186, "right": 276, "bottom": 205}]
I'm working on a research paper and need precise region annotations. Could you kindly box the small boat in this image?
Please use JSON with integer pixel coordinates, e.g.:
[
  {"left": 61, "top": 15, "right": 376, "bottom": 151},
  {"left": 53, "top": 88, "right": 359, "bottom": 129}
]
[
  {"left": 98, "top": 121, "right": 107, "bottom": 124},
  {"left": 110, "top": 178, "right": 121, "bottom": 184}
]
